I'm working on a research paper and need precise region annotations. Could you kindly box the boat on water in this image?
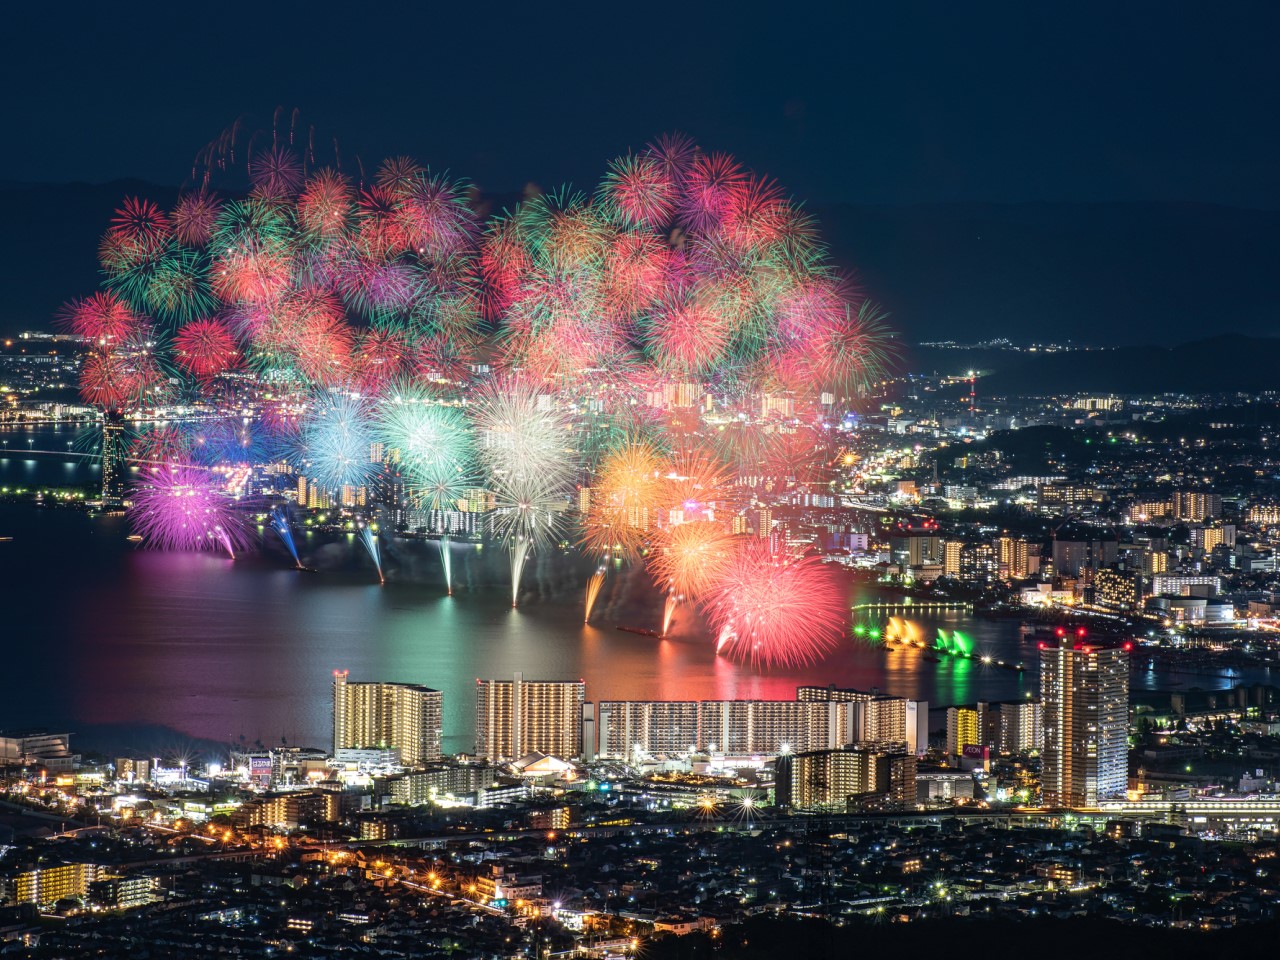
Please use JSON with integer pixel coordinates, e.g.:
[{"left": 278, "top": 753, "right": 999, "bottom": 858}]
[
  {"left": 125, "top": 534, "right": 142, "bottom": 542},
  {"left": 616, "top": 625, "right": 663, "bottom": 639}
]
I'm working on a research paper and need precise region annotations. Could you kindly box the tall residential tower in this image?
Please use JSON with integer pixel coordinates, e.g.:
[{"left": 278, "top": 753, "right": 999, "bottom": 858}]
[
  {"left": 1039, "top": 632, "right": 1129, "bottom": 808},
  {"left": 475, "top": 673, "right": 584, "bottom": 760},
  {"left": 332, "top": 671, "right": 443, "bottom": 765}
]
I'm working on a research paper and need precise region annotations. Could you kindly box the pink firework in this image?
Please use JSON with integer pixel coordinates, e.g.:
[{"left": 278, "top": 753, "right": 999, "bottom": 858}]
[
  {"left": 702, "top": 543, "right": 846, "bottom": 667},
  {"left": 249, "top": 146, "right": 304, "bottom": 198},
  {"left": 128, "top": 465, "right": 254, "bottom": 557},
  {"left": 173, "top": 317, "right": 240, "bottom": 379},
  {"left": 645, "top": 131, "right": 698, "bottom": 184},
  {"left": 396, "top": 173, "right": 478, "bottom": 258},
  {"left": 680, "top": 152, "right": 747, "bottom": 234}
]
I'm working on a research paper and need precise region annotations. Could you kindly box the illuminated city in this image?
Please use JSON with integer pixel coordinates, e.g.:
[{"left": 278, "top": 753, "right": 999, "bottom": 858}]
[{"left": 2, "top": 5, "right": 1280, "bottom": 958}]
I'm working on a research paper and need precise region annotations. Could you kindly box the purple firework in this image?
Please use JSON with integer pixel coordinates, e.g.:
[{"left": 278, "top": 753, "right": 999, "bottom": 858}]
[{"left": 127, "top": 465, "right": 254, "bottom": 557}]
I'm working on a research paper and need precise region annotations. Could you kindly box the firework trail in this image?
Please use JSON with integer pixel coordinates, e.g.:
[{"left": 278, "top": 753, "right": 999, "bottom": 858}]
[
  {"left": 358, "top": 524, "right": 384, "bottom": 584},
  {"left": 128, "top": 465, "right": 253, "bottom": 558},
  {"left": 584, "top": 568, "right": 606, "bottom": 623},
  {"left": 661, "top": 592, "right": 678, "bottom": 637},
  {"left": 271, "top": 506, "right": 302, "bottom": 569},
  {"left": 439, "top": 537, "right": 454, "bottom": 595},
  {"left": 702, "top": 542, "right": 846, "bottom": 667}
]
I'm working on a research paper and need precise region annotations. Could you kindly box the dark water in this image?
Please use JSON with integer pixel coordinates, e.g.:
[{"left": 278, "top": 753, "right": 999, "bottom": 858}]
[{"left": 0, "top": 426, "right": 1258, "bottom": 759}]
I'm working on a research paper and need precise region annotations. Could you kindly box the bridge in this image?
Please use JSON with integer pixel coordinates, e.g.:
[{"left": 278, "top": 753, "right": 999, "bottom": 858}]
[{"left": 851, "top": 601, "right": 972, "bottom": 615}]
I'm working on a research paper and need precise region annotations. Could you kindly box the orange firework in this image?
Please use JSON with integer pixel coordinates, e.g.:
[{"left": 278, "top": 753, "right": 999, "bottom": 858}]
[
  {"left": 580, "top": 437, "right": 664, "bottom": 560},
  {"left": 660, "top": 441, "right": 732, "bottom": 521},
  {"left": 647, "top": 521, "right": 737, "bottom": 599}
]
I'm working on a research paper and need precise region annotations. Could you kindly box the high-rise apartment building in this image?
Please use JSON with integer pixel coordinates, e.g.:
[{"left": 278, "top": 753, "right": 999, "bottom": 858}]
[
  {"left": 977, "top": 699, "right": 1043, "bottom": 754},
  {"left": 596, "top": 701, "right": 701, "bottom": 759},
  {"left": 798, "top": 685, "right": 926, "bottom": 752},
  {"left": 1093, "top": 568, "right": 1143, "bottom": 612},
  {"left": 100, "top": 412, "right": 126, "bottom": 506},
  {"left": 1040, "top": 633, "right": 1129, "bottom": 808},
  {"left": 475, "top": 674, "right": 585, "bottom": 760},
  {"left": 945, "top": 706, "right": 979, "bottom": 757},
  {"left": 776, "top": 746, "right": 917, "bottom": 809},
  {"left": 592, "top": 688, "right": 926, "bottom": 760},
  {"left": 997, "top": 536, "right": 1038, "bottom": 579},
  {"left": 1172, "top": 491, "right": 1222, "bottom": 522},
  {"left": 332, "top": 671, "right": 443, "bottom": 765}
]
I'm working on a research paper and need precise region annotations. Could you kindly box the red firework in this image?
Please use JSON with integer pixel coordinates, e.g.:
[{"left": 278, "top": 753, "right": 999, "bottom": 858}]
[
  {"left": 297, "top": 169, "right": 355, "bottom": 242},
  {"left": 210, "top": 246, "right": 293, "bottom": 304},
  {"left": 646, "top": 296, "right": 731, "bottom": 375},
  {"left": 702, "top": 543, "right": 846, "bottom": 667},
  {"left": 173, "top": 317, "right": 240, "bottom": 379},
  {"left": 722, "top": 177, "right": 790, "bottom": 250},
  {"left": 603, "top": 232, "right": 670, "bottom": 314},
  {"left": 479, "top": 219, "right": 532, "bottom": 319},
  {"left": 355, "top": 184, "right": 409, "bottom": 258},
  {"left": 412, "top": 334, "right": 473, "bottom": 385},
  {"left": 109, "top": 197, "right": 172, "bottom": 254},
  {"left": 288, "top": 309, "right": 353, "bottom": 386},
  {"left": 351, "top": 327, "right": 410, "bottom": 393},
  {"left": 79, "top": 350, "right": 162, "bottom": 412},
  {"left": 60, "top": 292, "right": 142, "bottom": 344},
  {"left": 171, "top": 191, "right": 222, "bottom": 247},
  {"left": 132, "top": 425, "right": 194, "bottom": 466}
]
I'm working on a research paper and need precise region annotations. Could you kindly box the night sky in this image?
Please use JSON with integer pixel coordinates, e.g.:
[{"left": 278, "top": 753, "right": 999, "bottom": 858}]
[{"left": 4, "top": 2, "right": 1278, "bottom": 208}]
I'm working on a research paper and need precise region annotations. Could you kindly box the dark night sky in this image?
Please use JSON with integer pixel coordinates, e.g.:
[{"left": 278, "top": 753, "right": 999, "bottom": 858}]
[{"left": 4, "top": 1, "right": 1279, "bottom": 207}]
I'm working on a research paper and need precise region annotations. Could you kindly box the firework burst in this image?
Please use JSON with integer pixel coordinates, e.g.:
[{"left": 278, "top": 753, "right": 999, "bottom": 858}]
[
  {"left": 702, "top": 543, "right": 846, "bottom": 667},
  {"left": 128, "top": 465, "right": 253, "bottom": 557}
]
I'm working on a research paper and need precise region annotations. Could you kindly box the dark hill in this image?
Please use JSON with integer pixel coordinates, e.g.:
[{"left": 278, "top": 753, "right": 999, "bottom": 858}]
[{"left": 907, "top": 333, "right": 1280, "bottom": 395}]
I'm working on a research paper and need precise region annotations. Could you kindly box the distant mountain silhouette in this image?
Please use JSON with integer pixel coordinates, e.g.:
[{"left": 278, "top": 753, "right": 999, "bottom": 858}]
[
  {"left": 2, "top": 181, "right": 1276, "bottom": 353},
  {"left": 816, "top": 201, "right": 1279, "bottom": 346},
  {"left": 909, "top": 334, "right": 1280, "bottom": 395}
]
